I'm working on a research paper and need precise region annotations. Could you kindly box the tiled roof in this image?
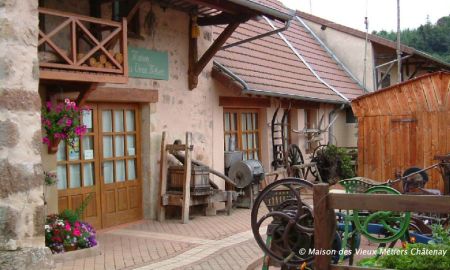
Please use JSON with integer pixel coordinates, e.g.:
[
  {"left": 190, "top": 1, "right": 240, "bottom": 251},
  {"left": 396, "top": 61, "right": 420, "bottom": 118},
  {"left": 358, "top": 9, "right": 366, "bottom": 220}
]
[{"left": 213, "top": 0, "right": 364, "bottom": 103}]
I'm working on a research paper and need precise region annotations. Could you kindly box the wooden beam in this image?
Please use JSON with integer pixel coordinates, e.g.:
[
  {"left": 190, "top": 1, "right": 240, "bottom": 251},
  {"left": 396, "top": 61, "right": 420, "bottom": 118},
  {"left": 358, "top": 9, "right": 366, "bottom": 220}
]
[
  {"left": 219, "top": 96, "right": 270, "bottom": 108},
  {"left": 189, "top": 19, "right": 245, "bottom": 89},
  {"left": 188, "top": 14, "right": 199, "bottom": 90},
  {"left": 86, "top": 87, "right": 158, "bottom": 103},
  {"left": 76, "top": 83, "right": 98, "bottom": 106},
  {"left": 126, "top": 0, "right": 145, "bottom": 22},
  {"left": 328, "top": 193, "right": 450, "bottom": 213},
  {"left": 181, "top": 132, "right": 192, "bottom": 224},
  {"left": 40, "top": 70, "right": 128, "bottom": 84},
  {"left": 197, "top": 13, "right": 238, "bottom": 26},
  {"left": 193, "top": 21, "right": 242, "bottom": 76},
  {"left": 313, "top": 184, "right": 336, "bottom": 270},
  {"left": 158, "top": 131, "right": 168, "bottom": 222},
  {"left": 50, "top": 87, "right": 158, "bottom": 103}
]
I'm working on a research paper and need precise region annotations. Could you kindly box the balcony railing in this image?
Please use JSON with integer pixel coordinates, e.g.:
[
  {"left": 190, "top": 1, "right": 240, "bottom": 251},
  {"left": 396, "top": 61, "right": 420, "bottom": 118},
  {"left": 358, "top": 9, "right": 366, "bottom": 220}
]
[{"left": 38, "top": 8, "right": 128, "bottom": 84}]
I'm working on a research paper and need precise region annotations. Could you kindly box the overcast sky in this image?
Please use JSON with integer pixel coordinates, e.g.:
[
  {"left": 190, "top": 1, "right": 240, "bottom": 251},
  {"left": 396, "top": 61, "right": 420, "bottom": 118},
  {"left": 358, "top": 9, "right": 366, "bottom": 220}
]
[{"left": 280, "top": 0, "right": 450, "bottom": 32}]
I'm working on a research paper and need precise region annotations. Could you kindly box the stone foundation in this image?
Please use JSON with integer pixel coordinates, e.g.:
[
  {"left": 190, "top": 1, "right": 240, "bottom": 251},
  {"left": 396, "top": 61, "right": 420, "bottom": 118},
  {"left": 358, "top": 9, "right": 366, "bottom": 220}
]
[
  {"left": 0, "top": 0, "right": 53, "bottom": 268},
  {"left": 0, "top": 247, "right": 54, "bottom": 270}
]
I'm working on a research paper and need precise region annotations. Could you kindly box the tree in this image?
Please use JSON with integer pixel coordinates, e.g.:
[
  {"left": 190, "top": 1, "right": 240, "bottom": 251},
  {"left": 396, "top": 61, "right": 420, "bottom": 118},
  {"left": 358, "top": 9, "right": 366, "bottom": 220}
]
[{"left": 372, "top": 14, "right": 450, "bottom": 64}]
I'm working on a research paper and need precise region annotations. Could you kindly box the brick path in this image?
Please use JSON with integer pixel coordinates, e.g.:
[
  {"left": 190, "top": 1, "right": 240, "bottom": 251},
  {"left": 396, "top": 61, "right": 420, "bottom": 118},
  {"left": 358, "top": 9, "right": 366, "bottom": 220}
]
[{"left": 54, "top": 209, "right": 263, "bottom": 270}]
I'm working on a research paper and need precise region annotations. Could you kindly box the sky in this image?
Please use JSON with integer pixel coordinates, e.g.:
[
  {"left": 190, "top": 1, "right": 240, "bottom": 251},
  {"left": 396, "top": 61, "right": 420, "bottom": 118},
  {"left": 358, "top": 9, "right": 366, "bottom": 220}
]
[{"left": 280, "top": 0, "right": 450, "bottom": 32}]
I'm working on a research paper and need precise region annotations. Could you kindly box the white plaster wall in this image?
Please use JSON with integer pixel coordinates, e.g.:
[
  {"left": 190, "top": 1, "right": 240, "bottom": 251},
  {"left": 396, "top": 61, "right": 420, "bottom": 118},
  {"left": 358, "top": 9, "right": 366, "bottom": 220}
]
[{"left": 302, "top": 19, "right": 375, "bottom": 92}]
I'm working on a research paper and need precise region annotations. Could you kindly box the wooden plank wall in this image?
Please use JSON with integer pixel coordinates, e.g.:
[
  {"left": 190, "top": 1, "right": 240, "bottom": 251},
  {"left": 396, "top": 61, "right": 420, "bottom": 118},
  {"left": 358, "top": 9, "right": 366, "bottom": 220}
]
[{"left": 352, "top": 72, "right": 450, "bottom": 192}]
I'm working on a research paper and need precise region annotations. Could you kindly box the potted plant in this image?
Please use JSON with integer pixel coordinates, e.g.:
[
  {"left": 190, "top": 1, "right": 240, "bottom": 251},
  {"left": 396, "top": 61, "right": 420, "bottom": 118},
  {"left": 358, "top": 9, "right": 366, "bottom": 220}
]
[
  {"left": 41, "top": 98, "right": 88, "bottom": 153},
  {"left": 45, "top": 194, "right": 97, "bottom": 253}
]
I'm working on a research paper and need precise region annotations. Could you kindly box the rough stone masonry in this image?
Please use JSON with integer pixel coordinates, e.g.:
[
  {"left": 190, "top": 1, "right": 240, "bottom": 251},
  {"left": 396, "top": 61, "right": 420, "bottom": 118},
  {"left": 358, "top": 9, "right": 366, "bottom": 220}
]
[{"left": 0, "top": 0, "right": 53, "bottom": 268}]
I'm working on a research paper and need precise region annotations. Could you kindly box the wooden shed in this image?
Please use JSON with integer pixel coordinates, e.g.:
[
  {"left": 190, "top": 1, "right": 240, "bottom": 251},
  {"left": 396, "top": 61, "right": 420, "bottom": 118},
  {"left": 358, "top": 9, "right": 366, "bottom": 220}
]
[{"left": 351, "top": 72, "right": 450, "bottom": 193}]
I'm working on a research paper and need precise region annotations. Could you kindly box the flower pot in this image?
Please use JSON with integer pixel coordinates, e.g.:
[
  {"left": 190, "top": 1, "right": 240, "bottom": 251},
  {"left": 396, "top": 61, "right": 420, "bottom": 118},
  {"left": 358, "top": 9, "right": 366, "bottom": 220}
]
[
  {"left": 47, "top": 137, "right": 61, "bottom": 154},
  {"left": 64, "top": 245, "right": 77, "bottom": 252}
]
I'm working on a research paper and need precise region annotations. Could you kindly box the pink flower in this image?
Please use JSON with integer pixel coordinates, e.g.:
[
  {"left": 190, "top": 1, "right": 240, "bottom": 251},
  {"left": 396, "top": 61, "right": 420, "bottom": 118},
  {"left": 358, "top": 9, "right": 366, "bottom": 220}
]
[
  {"left": 66, "top": 118, "right": 72, "bottom": 127},
  {"left": 46, "top": 101, "right": 52, "bottom": 110},
  {"left": 75, "top": 125, "right": 87, "bottom": 136},
  {"left": 55, "top": 104, "right": 63, "bottom": 113},
  {"left": 65, "top": 223, "right": 71, "bottom": 231},
  {"left": 73, "top": 229, "right": 81, "bottom": 237},
  {"left": 54, "top": 133, "right": 63, "bottom": 139},
  {"left": 64, "top": 98, "right": 70, "bottom": 104},
  {"left": 42, "top": 137, "right": 50, "bottom": 145},
  {"left": 44, "top": 119, "right": 51, "bottom": 127}
]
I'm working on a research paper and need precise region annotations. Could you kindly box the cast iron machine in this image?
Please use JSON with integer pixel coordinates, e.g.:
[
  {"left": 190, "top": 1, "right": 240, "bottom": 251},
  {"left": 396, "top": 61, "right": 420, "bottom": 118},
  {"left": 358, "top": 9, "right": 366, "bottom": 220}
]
[{"left": 228, "top": 159, "right": 265, "bottom": 209}]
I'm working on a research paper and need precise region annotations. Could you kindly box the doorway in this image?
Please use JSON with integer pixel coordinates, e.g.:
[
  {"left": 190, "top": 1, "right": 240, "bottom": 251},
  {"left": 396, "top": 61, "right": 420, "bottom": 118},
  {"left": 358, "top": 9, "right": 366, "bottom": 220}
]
[{"left": 56, "top": 103, "right": 142, "bottom": 228}]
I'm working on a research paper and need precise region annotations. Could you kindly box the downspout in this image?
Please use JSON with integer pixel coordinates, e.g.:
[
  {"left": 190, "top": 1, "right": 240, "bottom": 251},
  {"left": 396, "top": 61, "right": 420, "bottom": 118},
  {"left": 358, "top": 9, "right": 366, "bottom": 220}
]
[
  {"left": 295, "top": 16, "right": 368, "bottom": 92},
  {"left": 328, "top": 104, "right": 346, "bottom": 145},
  {"left": 264, "top": 16, "right": 350, "bottom": 103}
]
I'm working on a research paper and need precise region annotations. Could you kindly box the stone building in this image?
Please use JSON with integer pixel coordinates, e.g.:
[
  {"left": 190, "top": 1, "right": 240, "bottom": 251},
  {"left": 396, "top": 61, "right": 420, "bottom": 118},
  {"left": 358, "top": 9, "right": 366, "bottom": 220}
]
[{"left": 0, "top": 0, "right": 374, "bottom": 268}]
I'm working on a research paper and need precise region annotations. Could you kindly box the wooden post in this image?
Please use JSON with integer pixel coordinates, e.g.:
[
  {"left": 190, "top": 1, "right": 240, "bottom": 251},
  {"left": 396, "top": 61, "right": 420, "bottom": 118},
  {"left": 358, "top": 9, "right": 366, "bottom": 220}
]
[
  {"left": 313, "top": 184, "right": 336, "bottom": 270},
  {"left": 182, "top": 132, "right": 192, "bottom": 223},
  {"left": 158, "top": 131, "right": 167, "bottom": 222}
]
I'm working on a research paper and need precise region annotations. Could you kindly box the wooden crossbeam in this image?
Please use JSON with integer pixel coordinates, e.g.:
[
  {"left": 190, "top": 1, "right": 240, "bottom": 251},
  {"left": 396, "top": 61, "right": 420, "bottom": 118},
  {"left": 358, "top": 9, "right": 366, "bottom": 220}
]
[
  {"left": 188, "top": 17, "right": 248, "bottom": 89},
  {"left": 39, "top": 29, "right": 74, "bottom": 65},
  {"left": 76, "top": 22, "right": 122, "bottom": 67}
]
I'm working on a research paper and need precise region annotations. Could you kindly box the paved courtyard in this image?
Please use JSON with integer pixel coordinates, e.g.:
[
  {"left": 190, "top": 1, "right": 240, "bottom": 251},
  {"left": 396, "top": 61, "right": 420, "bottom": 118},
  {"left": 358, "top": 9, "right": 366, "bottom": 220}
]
[{"left": 54, "top": 209, "right": 263, "bottom": 270}]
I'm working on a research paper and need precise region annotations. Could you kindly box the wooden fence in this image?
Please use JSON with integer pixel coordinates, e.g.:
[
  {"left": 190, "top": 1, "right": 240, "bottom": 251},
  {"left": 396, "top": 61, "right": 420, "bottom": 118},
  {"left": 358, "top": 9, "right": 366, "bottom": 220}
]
[
  {"left": 313, "top": 183, "right": 450, "bottom": 270},
  {"left": 351, "top": 72, "right": 450, "bottom": 192}
]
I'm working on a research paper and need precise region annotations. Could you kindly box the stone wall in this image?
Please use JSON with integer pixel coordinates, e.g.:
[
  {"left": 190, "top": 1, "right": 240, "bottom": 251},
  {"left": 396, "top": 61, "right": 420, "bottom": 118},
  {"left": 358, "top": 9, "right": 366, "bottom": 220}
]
[{"left": 0, "top": 0, "right": 53, "bottom": 268}]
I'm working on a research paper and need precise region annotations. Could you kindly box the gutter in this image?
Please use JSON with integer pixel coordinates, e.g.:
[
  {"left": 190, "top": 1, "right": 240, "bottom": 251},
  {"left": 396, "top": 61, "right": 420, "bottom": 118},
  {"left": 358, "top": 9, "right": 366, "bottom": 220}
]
[
  {"left": 295, "top": 16, "right": 369, "bottom": 93},
  {"left": 213, "top": 61, "right": 346, "bottom": 105},
  {"left": 263, "top": 16, "right": 350, "bottom": 103},
  {"left": 227, "top": 0, "right": 293, "bottom": 22}
]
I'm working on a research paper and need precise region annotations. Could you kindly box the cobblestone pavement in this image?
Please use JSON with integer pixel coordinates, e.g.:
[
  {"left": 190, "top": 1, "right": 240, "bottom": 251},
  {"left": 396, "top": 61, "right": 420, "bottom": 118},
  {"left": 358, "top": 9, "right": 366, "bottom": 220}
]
[{"left": 54, "top": 209, "right": 263, "bottom": 270}]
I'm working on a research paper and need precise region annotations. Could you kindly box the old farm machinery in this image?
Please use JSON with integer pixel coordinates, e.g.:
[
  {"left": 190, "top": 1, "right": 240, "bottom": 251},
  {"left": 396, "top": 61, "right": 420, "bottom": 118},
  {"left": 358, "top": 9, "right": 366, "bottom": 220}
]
[{"left": 251, "top": 154, "right": 450, "bottom": 269}]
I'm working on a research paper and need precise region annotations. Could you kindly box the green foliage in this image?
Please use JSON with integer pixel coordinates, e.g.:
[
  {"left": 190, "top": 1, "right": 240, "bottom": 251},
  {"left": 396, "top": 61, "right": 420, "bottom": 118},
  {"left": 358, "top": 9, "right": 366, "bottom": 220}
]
[
  {"left": 312, "top": 145, "right": 355, "bottom": 184},
  {"left": 358, "top": 242, "right": 450, "bottom": 269},
  {"left": 372, "top": 14, "right": 450, "bottom": 64},
  {"left": 59, "top": 193, "right": 94, "bottom": 223},
  {"left": 429, "top": 224, "right": 450, "bottom": 245}
]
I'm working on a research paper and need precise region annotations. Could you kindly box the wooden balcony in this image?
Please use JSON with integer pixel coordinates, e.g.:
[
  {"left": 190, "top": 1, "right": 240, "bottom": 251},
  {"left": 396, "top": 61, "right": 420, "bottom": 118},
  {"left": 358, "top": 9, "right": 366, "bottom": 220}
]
[{"left": 38, "top": 8, "right": 128, "bottom": 84}]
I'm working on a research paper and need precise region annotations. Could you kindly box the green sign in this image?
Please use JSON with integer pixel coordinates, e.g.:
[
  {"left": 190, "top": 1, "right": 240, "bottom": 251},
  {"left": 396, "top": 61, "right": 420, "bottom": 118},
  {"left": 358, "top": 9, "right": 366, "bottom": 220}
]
[{"left": 128, "top": 47, "right": 169, "bottom": 80}]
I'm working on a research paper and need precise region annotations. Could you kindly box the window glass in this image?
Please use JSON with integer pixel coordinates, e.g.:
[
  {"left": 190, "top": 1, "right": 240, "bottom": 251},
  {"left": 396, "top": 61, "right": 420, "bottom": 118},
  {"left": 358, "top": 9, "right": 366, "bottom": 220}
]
[
  {"left": 115, "top": 135, "right": 125, "bottom": 157},
  {"left": 83, "top": 163, "right": 94, "bottom": 186},
  {"left": 57, "top": 165, "right": 67, "bottom": 190},
  {"left": 125, "top": 110, "right": 135, "bottom": 131},
  {"left": 127, "top": 159, "right": 136, "bottom": 180},
  {"left": 103, "top": 161, "right": 114, "bottom": 184},
  {"left": 69, "top": 164, "right": 81, "bottom": 188},
  {"left": 224, "top": 110, "right": 260, "bottom": 160},
  {"left": 116, "top": 160, "right": 125, "bottom": 182},
  {"left": 114, "top": 110, "right": 124, "bottom": 132},
  {"left": 102, "top": 110, "right": 112, "bottom": 132},
  {"left": 103, "top": 136, "right": 113, "bottom": 158}
]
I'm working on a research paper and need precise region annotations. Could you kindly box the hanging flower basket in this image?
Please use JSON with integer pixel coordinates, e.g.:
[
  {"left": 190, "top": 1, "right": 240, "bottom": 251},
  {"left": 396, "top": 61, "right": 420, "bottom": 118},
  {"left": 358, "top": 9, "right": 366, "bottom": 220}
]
[{"left": 41, "top": 99, "right": 89, "bottom": 154}]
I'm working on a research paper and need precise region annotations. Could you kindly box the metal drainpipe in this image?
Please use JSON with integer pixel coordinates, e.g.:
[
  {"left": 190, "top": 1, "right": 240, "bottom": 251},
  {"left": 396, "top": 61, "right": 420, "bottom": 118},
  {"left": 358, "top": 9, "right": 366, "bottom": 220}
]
[{"left": 328, "top": 104, "right": 345, "bottom": 145}]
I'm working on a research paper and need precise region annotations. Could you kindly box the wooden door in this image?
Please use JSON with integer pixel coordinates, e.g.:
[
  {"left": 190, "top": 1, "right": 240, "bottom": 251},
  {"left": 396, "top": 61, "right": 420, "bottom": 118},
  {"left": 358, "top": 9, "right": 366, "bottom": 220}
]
[
  {"left": 98, "top": 104, "right": 142, "bottom": 228},
  {"left": 57, "top": 105, "right": 102, "bottom": 229}
]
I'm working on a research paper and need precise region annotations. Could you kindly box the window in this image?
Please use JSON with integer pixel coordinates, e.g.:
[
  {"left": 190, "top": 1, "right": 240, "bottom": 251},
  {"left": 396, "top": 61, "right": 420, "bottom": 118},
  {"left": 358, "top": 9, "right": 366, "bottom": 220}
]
[
  {"left": 56, "top": 108, "right": 96, "bottom": 190},
  {"left": 305, "top": 109, "right": 319, "bottom": 153},
  {"left": 346, "top": 107, "right": 357, "bottom": 124},
  {"left": 113, "top": 0, "right": 141, "bottom": 37},
  {"left": 224, "top": 109, "right": 261, "bottom": 160}
]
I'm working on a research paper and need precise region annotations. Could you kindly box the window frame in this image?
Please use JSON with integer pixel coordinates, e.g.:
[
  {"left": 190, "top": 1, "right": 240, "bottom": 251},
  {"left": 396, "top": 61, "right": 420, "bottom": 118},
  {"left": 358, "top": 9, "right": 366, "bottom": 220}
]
[{"left": 223, "top": 108, "right": 262, "bottom": 160}]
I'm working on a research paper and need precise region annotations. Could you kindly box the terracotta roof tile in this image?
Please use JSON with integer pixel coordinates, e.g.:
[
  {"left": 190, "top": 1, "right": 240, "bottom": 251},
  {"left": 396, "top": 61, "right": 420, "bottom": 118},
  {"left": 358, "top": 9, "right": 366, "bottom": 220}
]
[{"left": 213, "top": 0, "right": 365, "bottom": 102}]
